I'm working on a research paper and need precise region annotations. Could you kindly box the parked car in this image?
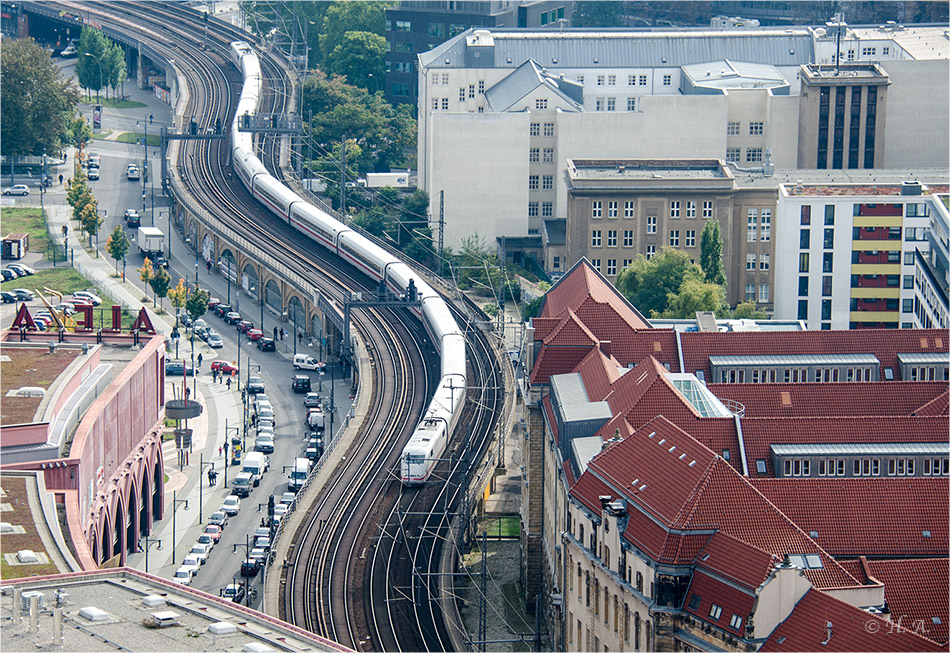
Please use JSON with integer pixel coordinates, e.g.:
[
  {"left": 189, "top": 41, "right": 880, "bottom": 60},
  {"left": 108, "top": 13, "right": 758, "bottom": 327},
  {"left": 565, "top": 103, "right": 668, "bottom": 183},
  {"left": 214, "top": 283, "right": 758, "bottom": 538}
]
[
  {"left": 257, "top": 338, "right": 276, "bottom": 351},
  {"left": 292, "top": 375, "right": 311, "bottom": 394},
  {"left": 7, "top": 263, "right": 33, "bottom": 276},
  {"left": 247, "top": 377, "right": 265, "bottom": 394},
  {"left": 254, "top": 536, "right": 271, "bottom": 551},
  {"left": 196, "top": 533, "right": 215, "bottom": 550},
  {"left": 1, "top": 291, "right": 16, "bottom": 303},
  {"left": 256, "top": 406, "right": 275, "bottom": 426},
  {"left": 207, "top": 333, "right": 224, "bottom": 348},
  {"left": 193, "top": 318, "right": 208, "bottom": 331},
  {"left": 293, "top": 354, "right": 325, "bottom": 371},
  {"left": 208, "top": 511, "right": 228, "bottom": 528},
  {"left": 180, "top": 555, "right": 202, "bottom": 573},
  {"left": 255, "top": 433, "right": 275, "bottom": 454},
  {"left": 126, "top": 164, "right": 140, "bottom": 180},
  {"left": 172, "top": 567, "right": 194, "bottom": 585},
  {"left": 1, "top": 269, "right": 17, "bottom": 282},
  {"left": 236, "top": 320, "right": 254, "bottom": 333},
  {"left": 210, "top": 360, "right": 239, "bottom": 375},
  {"left": 73, "top": 291, "right": 102, "bottom": 306},
  {"left": 214, "top": 303, "right": 231, "bottom": 317},
  {"left": 220, "top": 583, "right": 245, "bottom": 604},
  {"left": 189, "top": 542, "right": 212, "bottom": 564},
  {"left": 207, "top": 297, "right": 221, "bottom": 310},
  {"left": 87, "top": 166, "right": 100, "bottom": 180},
  {"left": 303, "top": 393, "right": 322, "bottom": 408},
  {"left": 280, "top": 492, "right": 296, "bottom": 506},
  {"left": 240, "top": 557, "right": 259, "bottom": 576},
  {"left": 225, "top": 311, "right": 242, "bottom": 325},
  {"left": 59, "top": 42, "right": 78, "bottom": 57},
  {"left": 273, "top": 503, "right": 288, "bottom": 518},
  {"left": 3, "top": 184, "right": 30, "bottom": 196},
  {"left": 124, "top": 208, "right": 141, "bottom": 227},
  {"left": 247, "top": 328, "right": 263, "bottom": 341},
  {"left": 12, "top": 288, "right": 34, "bottom": 301},
  {"left": 203, "top": 524, "right": 222, "bottom": 542},
  {"left": 221, "top": 495, "right": 241, "bottom": 515},
  {"left": 165, "top": 360, "right": 194, "bottom": 376}
]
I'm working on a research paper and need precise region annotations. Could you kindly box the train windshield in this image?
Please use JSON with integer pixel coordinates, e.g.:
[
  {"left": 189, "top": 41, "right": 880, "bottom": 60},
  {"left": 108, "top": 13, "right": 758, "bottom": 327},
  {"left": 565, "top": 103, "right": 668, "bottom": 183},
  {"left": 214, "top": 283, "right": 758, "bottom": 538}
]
[{"left": 407, "top": 454, "right": 426, "bottom": 465}]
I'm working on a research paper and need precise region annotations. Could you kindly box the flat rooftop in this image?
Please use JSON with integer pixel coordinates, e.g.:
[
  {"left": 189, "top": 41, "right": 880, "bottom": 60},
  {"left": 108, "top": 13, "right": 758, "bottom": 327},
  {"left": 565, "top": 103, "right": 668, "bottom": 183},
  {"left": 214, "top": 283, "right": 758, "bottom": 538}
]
[
  {"left": 1, "top": 568, "right": 352, "bottom": 652},
  {"left": 0, "top": 471, "right": 76, "bottom": 580},
  {"left": 0, "top": 346, "right": 79, "bottom": 426},
  {"left": 784, "top": 183, "right": 950, "bottom": 197}
]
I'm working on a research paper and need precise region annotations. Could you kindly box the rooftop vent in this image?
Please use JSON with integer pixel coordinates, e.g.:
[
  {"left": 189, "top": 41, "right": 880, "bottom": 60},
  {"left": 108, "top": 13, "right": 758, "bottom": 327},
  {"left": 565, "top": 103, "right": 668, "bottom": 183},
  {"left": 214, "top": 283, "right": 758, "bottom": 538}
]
[
  {"left": 243, "top": 643, "right": 277, "bottom": 652},
  {"left": 79, "top": 606, "right": 109, "bottom": 622},
  {"left": 151, "top": 611, "right": 180, "bottom": 628},
  {"left": 901, "top": 181, "right": 923, "bottom": 195},
  {"left": 208, "top": 621, "right": 237, "bottom": 635},
  {"left": 21, "top": 591, "right": 44, "bottom": 611},
  {"left": 17, "top": 550, "right": 39, "bottom": 563},
  {"left": 810, "top": 531, "right": 819, "bottom": 539},
  {"left": 141, "top": 595, "right": 165, "bottom": 608}
]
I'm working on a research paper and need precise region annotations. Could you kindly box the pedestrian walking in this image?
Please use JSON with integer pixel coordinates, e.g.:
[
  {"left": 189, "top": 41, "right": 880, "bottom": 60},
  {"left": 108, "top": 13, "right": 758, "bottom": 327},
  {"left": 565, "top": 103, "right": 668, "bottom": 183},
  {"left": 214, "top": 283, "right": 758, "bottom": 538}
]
[
  {"left": 197, "top": 353, "right": 203, "bottom": 368},
  {"left": 273, "top": 326, "right": 279, "bottom": 340},
  {"left": 212, "top": 368, "right": 218, "bottom": 383},
  {"left": 226, "top": 376, "right": 232, "bottom": 390},
  {"left": 58, "top": 173, "right": 64, "bottom": 186},
  {"left": 251, "top": 413, "right": 257, "bottom": 427},
  {"left": 218, "top": 446, "right": 223, "bottom": 457},
  {"left": 149, "top": 113, "right": 153, "bottom": 124},
  {"left": 298, "top": 332, "right": 303, "bottom": 344},
  {"left": 208, "top": 468, "right": 214, "bottom": 486}
]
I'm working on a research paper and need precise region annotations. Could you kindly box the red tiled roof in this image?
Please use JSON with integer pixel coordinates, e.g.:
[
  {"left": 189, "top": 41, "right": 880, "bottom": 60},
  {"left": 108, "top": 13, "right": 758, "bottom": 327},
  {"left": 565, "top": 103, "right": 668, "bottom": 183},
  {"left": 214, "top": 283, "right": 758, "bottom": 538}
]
[
  {"left": 759, "top": 588, "right": 945, "bottom": 652},
  {"left": 681, "top": 329, "right": 948, "bottom": 381},
  {"left": 752, "top": 478, "right": 950, "bottom": 558},
  {"left": 709, "top": 382, "right": 949, "bottom": 418},
  {"left": 683, "top": 570, "right": 756, "bottom": 637},
  {"left": 573, "top": 416, "right": 859, "bottom": 589},
  {"left": 916, "top": 390, "right": 950, "bottom": 416},
  {"left": 740, "top": 415, "right": 950, "bottom": 476},
  {"left": 694, "top": 531, "right": 778, "bottom": 591},
  {"left": 539, "top": 258, "right": 651, "bottom": 330},
  {"left": 570, "top": 347, "right": 624, "bottom": 400},
  {"left": 864, "top": 558, "right": 949, "bottom": 645},
  {"left": 530, "top": 344, "right": 598, "bottom": 384}
]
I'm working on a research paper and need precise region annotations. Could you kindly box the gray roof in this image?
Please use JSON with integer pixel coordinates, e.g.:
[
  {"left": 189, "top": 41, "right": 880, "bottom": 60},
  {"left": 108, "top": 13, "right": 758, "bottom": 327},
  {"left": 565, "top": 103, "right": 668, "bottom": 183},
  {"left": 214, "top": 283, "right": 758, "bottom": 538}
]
[
  {"left": 572, "top": 436, "right": 607, "bottom": 476},
  {"left": 543, "top": 218, "right": 566, "bottom": 246},
  {"left": 681, "top": 59, "right": 788, "bottom": 90},
  {"left": 551, "top": 372, "right": 613, "bottom": 423},
  {"left": 771, "top": 442, "right": 950, "bottom": 457},
  {"left": 485, "top": 59, "right": 583, "bottom": 112},
  {"left": 897, "top": 352, "right": 950, "bottom": 365},
  {"left": 420, "top": 27, "right": 817, "bottom": 70},
  {"left": 709, "top": 353, "right": 880, "bottom": 367}
]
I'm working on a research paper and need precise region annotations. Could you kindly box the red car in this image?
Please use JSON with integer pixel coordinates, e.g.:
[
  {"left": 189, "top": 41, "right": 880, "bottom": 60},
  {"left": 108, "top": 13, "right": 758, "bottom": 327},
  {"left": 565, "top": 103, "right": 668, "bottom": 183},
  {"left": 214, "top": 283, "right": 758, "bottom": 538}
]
[
  {"left": 247, "top": 328, "right": 263, "bottom": 341},
  {"left": 203, "top": 524, "right": 222, "bottom": 543},
  {"left": 207, "top": 297, "right": 220, "bottom": 310},
  {"left": 210, "top": 360, "right": 240, "bottom": 375},
  {"left": 236, "top": 320, "right": 254, "bottom": 333}
]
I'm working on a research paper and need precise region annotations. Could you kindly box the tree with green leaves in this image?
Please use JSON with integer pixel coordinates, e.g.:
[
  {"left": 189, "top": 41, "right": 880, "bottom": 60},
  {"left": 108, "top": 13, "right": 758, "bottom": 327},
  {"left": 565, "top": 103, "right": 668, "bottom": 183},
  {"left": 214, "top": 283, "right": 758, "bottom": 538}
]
[
  {"left": 67, "top": 169, "right": 92, "bottom": 221},
  {"left": 185, "top": 287, "right": 210, "bottom": 322},
  {"left": 732, "top": 301, "right": 768, "bottom": 320},
  {"left": 0, "top": 38, "right": 80, "bottom": 157},
  {"left": 106, "top": 225, "right": 129, "bottom": 273},
  {"left": 76, "top": 26, "right": 110, "bottom": 100},
  {"left": 324, "top": 31, "right": 386, "bottom": 91},
  {"left": 317, "top": 1, "right": 389, "bottom": 64},
  {"left": 79, "top": 201, "right": 102, "bottom": 246},
  {"left": 615, "top": 248, "right": 699, "bottom": 317},
  {"left": 139, "top": 258, "right": 154, "bottom": 302},
  {"left": 573, "top": 1, "right": 625, "bottom": 26},
  {"left": 699, "top": 219, "right": 727, "bottom": 286},
  {"left": 67, "top": 112, "right": 92, "bottom": 148},
  {"left": 105, "top": 41, "right": 128, "bottom": 99},
  {"left": 168, "top": 278, "right": 188, "bottom": 325},
  {"left": 149, "top": 266, "right": 171, "bottom": 310},
  {"left": 659, "top": 276, "right": 726, "bottom": 318}
]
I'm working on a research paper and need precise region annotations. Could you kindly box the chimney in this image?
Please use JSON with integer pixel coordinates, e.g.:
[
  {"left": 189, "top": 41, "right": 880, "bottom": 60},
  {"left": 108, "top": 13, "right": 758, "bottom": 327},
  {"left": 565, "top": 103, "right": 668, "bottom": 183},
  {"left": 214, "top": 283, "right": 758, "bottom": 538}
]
[
  {"left": 12, "top": 587, "right": 21, "bottom": 625},
  {"left": 901, "top": 180, "right": 923, "bottom": 196},
  {"left": 599, "top": 340, "right": 612, "bottom": 357},
  {"left": 29, "top": 594, "right": 39, "bottom": 633},
  {"left": 53, "top": 607, "right": 64, "bottom": 646}
]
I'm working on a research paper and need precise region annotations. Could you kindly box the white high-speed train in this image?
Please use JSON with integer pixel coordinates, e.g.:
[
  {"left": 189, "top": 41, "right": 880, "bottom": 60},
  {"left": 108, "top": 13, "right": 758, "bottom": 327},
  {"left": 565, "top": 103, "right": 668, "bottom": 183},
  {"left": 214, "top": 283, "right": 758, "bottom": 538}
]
[{"left": 228, "top": 42, "right": 465, "bottom": 485}]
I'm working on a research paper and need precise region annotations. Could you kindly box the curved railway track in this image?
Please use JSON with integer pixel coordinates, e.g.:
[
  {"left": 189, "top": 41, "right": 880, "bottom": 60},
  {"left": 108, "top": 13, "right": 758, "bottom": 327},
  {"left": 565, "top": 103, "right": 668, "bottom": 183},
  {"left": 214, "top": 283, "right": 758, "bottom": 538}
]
[{"left": 50, "top": 4, "right": 509, "bottom": 650}]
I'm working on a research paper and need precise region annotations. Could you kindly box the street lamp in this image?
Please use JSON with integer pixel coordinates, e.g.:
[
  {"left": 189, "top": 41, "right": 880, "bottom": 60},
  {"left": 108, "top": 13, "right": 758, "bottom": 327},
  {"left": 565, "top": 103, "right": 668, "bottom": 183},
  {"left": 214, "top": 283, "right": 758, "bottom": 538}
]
[
  {"left": 141, "top": 536, "right": 162, "bottom": 574},
  {"left": 170, "top": 491, "right": 189, "bottom": 565},
  {"left": 83, "top": 52, "right": 103, "bottom": 102}
]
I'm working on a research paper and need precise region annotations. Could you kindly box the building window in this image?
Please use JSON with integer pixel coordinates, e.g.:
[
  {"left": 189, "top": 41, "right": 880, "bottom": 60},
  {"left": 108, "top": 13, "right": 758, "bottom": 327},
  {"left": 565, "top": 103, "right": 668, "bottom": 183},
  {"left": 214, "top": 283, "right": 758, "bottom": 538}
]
[
  {"left": 759, "top": 284, "right": 770, "bottom": 302},
  {"left": 646, "top": 245, "right": 655, "bottom": 259},
  {"left": 747, "top": 210, "right": 758, "bottom": 242},
  {"left": 824, "top": 228, "right": 834, "bottom": 249},
  {"left": 606, "top": 97, "right": 616, "bottom": 111},
  {"left": 606, "top": 259, "right": 617, "bottom": 275},
  {"left": 670, "top": 201, "right": 680, "bottom": 218},
  {"left": 459, "top": 87, "right": 466, "bottom": 102},
  {"left": 608, "top": 201, "right": 618, "bottom": 218},
  {"left": 760, "top": 253, "right": 770, "bottom": 270},
  {"left": 395, "top": 41, "right": 413, "bottom": 53},
  {"left": 783, "top": 458, "right": 811, "bottom": 476},
  {"left": 552, "top": 256, "right": 561, "bottom": 271},
  {"left": 883, "top": 46, "right": 890, "bottom": 56},
  {"left": 478, "top": 80, "right": 485, "bottom": 94},
  {"left": 686, "top": 201, "right": 696, "bottom": 218},
  {"left": 685, "top": 230, "right": 696, "bottom": 247},
  {"left": 530, "top": 123, "right": 540, "bottom": 137},
  {"left": 441, "top": 98, "right": 449, "bottom": 110},
  {"left": 727, "top": 122, "right": 740, "bottom": 136},
  {"left": 468, "top": 84, "right": 475, "bottom": 98},
  {"left": 639, "top": 75, "right": 647, "bottom": 85},
  {"left": 746, "top": 283, "right": 756, "bottom": 301},
  {"left": 761, "top": 210, "right": 772, "bottom": 241},
  {"left": 597, "top": 75, "right": 605, "bottom": 86},
  {"left": 431, "top": 98, "right": 439, "bottom": 111},
  {"left": 591, "top": 230, "right": 602, "bottom": 247},
  {"left": 528, "top": 202, "right": 539, "bottom": 217},
  {"left": 395, "top": 20, "right": 411, "bottom": 31},
  {"left": 730, "top": 614, "right": 743, "bottom": 630},
  {"left": 543, "top": 148, "right": 555, "bottom": 163},
  {"left": 627, "top": 74, "right": 635, "bottom": 86},
  {"left": 709, "top": 604, "right": 723, "bottom": 620},
  {"left": 529, "top": 148, "right": 540, "bottom": 163},
  {"left": 823, "top": 252, "right": 834, "bottom": 273},
  {"left": 607, "top": 230, "right": 618, "bottom": 247},
  {"left": 542, "top": 175, "right": 553, "bottom": 190},
  {"left": 528, "top": 175, "right": 539, "bottom": 190},
  {"left": 726, "top": 147, "right": 741, "bottom": 162},
  {"left": 393, "top": 82, "right": 412, "bottom": 96},
  {"left": 622, "top": 258, "right": 632, "bottom": 268},
  {"left": 800, "top": 229, "right": 810, "bottom": 249},
  {"left": 800, "top": 252, "right": 810, "bottom": 272},
  {"left": 441, "top": 73, "right": 450, "bottom": 85},
  {"left": 824, "top": 204, "right": 835, "bottom": 225},
  {"left": 862, "top": 46, "right": 876, "bottom": 56},
  {"left": 801, "top": 205, "right": 812, "bottom": 224},
  {"left": 646, "top": 216, "right": 656, "bottom": 234},
  {"left": 608, "top": 74, "right": 616, "bottom": 86},
  {"left": 592, "top": 201, "right": 602, "bottom": 218},
  {"left": 395, "top": 61, "right": 413, "bottom": 73},
  {"left": 544, "top": 123, "right": 555, "bottom": 137},
  {"left": 591, "top": 258, "right": 601, "bottom": 271},
  {"left": 904, "top": 274, "right": 914, "bottom": 289},
  {"left": 624, "top": 201, "right": 635, "bottom": 218},
  {"left": 542, "top": 202, "right": 553, "bottom": 217},
  {"left": 535, "top": 98, "right": 548, "bottom": 110},
  {"left": 477, "top": 106, "right": 484, "bottom": 113},
  {"left": 662, "top": 74, "right": 672, "bottom": 86},
  {"left": 746, "top": 148, "right": 763, "bottom": 163},
  {"left": 798, "top": 299, "right": 808, "bottom": 319},
  {"left": 702, "top": 201, "right": 713, "bottom": 218},
  {"left": 746, "top": 254, "right": 757, "bottom": 271},
  {"left": 669, "top": 230, "right": 680, "bottom": 247},
  {"left": 623, "top": 230, "right": 634, "bottom": 247},
  {"left": 627, "top": 97, "right": 637, "bottom": 111},
  {"left": 749, "top": 121, "right": 764, "bottom": 135}
]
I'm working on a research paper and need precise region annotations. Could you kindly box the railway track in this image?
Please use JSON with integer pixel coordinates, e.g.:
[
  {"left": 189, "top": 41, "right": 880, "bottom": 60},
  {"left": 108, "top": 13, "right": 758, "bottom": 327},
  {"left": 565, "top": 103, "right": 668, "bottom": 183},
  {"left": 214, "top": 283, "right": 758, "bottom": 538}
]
[{"left": 45, "top": 4, "right": 509, "bottom": 650}]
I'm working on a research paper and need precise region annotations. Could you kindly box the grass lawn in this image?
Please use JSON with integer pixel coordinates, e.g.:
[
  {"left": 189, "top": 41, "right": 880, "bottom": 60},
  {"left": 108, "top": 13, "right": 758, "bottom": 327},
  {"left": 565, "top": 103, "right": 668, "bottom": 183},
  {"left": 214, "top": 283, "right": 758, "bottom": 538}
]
[
  {"left": 90, "top": 129, "right": 115, "bottom": 140},
  {"left": 479, "top": 515, "right": 521, "bottom": 538},
  {"left": 0, "top": 207, "right": 49, "bottom": 252},
  {"left": 1, "top": 266, "right": 90, "bottom": 295},
  {"left": 81, "top": 97, "right": 146, "bottom": 109},
  {"left": 114, "top": 132, "right": 161, "bottom": 147}
]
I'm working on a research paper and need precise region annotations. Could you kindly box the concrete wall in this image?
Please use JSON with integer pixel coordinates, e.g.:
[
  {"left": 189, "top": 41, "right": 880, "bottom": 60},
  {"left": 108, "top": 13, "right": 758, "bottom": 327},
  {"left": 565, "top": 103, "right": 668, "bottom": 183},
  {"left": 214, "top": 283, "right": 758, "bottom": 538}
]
[{"left": 882, "top": 60, "right": 950, "bottom": 169}]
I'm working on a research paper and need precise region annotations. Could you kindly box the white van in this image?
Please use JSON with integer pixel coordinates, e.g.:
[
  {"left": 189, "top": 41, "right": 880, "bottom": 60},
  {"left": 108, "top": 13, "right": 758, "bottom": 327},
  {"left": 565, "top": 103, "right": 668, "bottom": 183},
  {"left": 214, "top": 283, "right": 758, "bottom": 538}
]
[
  {"left": 288, "top": 457, "right": 310, "bottom": 491},
  {"left": 293, "top": 354, "right": 324, "bottom": 371},
  {"left": 243, "top": 452, "right": 269, "bottom": 486},
  {"left": 306, "top": 408, "right": 325, "bottom": 431}
]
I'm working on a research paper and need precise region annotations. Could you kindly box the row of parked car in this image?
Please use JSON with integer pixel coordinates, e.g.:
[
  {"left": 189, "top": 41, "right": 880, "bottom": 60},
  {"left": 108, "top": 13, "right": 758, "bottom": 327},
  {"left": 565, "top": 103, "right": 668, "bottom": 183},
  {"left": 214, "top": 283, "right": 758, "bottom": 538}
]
[
  {"left": 209, "top": 299, "right": 277, "bottom": 352},
  {"left": 1, "top": 263, "right": 35, "bottom": 282}
]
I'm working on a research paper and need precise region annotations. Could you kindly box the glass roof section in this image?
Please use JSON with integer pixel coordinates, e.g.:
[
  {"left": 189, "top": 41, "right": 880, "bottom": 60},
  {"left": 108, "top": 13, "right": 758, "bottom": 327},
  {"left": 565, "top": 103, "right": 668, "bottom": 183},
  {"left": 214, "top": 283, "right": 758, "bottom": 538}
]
[{"left": 668, "top": 373, "right": 735, "bottom": 418}]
